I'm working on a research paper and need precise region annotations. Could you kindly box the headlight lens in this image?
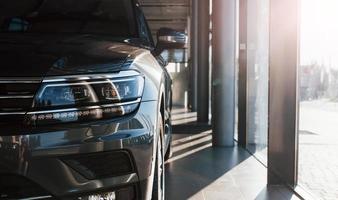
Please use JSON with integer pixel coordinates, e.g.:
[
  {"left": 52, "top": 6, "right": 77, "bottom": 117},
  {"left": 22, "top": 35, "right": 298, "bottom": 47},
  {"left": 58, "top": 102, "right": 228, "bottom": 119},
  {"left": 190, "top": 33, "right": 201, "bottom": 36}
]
[{"left": 26, "top": 73, "right": 144, "bottom": 126}]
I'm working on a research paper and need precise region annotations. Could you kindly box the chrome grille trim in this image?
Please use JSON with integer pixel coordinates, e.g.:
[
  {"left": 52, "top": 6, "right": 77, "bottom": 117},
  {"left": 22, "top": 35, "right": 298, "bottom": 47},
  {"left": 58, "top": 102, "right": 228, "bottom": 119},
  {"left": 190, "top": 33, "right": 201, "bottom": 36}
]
[
  {"left": 20, "top": 195, "right": 53, "bottom": 200},
  {"left": 0, "top": 112, "right": 26, "bottom": 115},
  {"left": 0, "top": 78, "right": 40, "bottom": 115},
  {"left": 0, "top": 79, "right": 41, "bottom": 84},
  {"left": 0, "top": 95, "right": 34, "bottom": 99}
]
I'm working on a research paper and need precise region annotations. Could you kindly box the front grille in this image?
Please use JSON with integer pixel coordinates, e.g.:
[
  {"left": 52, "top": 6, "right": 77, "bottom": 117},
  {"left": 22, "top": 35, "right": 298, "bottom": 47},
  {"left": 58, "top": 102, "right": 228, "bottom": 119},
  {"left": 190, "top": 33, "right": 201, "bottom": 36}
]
[
  {"left": 0, "top": 79, "right": 41, "bottom": 114},
  {"left": 62, "top": 151, "right": 134, "bottom": 180},
  {"left": 0, "top": 79, "right": 41, "bottom": 133}
]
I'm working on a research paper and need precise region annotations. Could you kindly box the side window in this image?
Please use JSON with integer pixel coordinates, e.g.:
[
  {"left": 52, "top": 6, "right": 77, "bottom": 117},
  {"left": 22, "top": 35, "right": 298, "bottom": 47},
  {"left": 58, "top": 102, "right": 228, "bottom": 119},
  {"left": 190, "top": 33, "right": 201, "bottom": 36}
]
[
  {"left": 139, "top": 15, "right": 148, "bottom": 40},
  {"left": 137, "top": 8, "right": 154, "bottom": 47}
]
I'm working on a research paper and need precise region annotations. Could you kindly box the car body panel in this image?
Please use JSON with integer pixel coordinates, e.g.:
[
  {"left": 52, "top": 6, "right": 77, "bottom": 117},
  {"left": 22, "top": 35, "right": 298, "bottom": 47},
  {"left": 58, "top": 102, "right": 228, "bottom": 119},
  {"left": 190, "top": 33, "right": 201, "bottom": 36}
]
[
  {"left": 0, "top": 0, "right": 173, "bottom": 199},
  {"left": 0, "top": 101, "right": 158, "bottom": 199},
  {"left": 0, "top": 34, "right": 143, "bottom": 77}
]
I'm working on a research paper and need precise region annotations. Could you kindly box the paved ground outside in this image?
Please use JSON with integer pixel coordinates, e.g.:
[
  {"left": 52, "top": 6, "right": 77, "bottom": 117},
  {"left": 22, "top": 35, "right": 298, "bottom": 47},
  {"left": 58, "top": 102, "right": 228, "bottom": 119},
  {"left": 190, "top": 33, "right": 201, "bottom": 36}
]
[{"left": 299, "top": 100, "right": 338, "bottom": 200}]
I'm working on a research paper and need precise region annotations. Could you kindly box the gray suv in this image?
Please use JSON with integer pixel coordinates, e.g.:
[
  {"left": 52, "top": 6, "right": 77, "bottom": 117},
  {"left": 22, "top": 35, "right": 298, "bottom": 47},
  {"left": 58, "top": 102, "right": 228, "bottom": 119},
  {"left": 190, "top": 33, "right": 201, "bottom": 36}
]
[{"left": 0, "top": 0, "right": 186, "bottom": 199}]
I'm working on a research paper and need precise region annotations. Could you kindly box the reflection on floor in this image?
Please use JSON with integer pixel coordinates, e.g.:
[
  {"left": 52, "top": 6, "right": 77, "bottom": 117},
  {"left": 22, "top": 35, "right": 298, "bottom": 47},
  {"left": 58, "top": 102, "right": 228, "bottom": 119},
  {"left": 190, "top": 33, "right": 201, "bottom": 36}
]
[{"left": 165, "top": 109, "right": 300, "bottom": 200}]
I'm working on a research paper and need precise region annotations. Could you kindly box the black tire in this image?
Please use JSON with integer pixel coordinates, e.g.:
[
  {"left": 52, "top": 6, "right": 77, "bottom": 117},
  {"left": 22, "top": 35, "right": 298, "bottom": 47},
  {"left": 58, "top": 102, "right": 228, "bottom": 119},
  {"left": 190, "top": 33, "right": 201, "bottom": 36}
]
[
  {"left": 164, "top": 139, "right": 172, "bottom": 161},
  {"left": 152, "top": 114, "right": 165, "bottom": 200}
]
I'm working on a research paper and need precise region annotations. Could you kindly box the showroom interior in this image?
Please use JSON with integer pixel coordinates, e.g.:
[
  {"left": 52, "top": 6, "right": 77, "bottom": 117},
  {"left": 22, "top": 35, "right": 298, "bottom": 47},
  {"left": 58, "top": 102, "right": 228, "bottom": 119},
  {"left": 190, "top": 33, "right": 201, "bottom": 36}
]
[
  {"left": 0, "top": 0, "right": 337, "bottom": 199},
  {"left": 142, "top": 0, "right": 337, "bottom": 199}
]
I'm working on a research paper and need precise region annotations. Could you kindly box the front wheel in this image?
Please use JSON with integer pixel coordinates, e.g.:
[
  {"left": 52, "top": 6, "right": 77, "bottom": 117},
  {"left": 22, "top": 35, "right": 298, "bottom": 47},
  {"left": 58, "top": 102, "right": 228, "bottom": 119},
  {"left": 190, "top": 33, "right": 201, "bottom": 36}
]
[
  {"left": 152, "top": 115, "right": 165, "bottom": 200},
  {"left": 164, "top": 139, "right": 172, "bottom": 161}
]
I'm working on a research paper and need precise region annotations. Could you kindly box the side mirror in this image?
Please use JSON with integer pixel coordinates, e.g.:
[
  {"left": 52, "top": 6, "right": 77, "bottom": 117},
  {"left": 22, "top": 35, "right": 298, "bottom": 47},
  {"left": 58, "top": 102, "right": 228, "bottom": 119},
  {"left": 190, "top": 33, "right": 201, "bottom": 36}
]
[
  {"left": 153, "top": 27, "right": 188, "bottom": 56},
  {"left": 6, "top": 18, "right": 29, "bottom": 32}
]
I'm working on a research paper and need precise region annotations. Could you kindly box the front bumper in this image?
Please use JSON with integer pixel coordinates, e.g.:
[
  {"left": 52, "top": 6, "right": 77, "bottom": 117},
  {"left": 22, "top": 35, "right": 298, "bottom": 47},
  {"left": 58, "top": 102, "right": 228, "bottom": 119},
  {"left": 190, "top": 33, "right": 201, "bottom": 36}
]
[{"left": 0, "top": 101, "right": 158, "bottom": 200}]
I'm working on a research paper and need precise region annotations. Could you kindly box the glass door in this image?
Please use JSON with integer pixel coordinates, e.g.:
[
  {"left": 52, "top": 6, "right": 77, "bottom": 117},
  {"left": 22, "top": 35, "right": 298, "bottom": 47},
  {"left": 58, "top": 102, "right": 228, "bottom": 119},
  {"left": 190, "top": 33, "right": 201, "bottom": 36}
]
[
  {"left": 246, "top": 0, "right": 270, "bottom": 165},
  {"left": 298, "top": 0, "right": 338, "bottom": 199}
]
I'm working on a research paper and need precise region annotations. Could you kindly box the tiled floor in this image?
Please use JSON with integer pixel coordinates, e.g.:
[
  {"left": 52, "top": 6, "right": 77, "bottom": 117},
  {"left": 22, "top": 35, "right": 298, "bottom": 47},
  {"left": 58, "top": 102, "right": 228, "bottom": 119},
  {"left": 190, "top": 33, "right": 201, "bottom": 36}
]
[
  {"left": 165, "top": 109, "right": 301, "bottom": 200},
  {"left": 298, "top": 100, "right": 338, "bottom": 200},
  {"left": 165, "top": 133, "right": 300, "bottom": 200}
]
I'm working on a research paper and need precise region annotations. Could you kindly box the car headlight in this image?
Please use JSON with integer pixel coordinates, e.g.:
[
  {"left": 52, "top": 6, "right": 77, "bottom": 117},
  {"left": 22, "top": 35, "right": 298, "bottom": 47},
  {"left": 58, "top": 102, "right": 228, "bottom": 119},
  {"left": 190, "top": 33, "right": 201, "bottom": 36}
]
[{"left": 26, "top": 71, "right": 144, "bottom": 126}]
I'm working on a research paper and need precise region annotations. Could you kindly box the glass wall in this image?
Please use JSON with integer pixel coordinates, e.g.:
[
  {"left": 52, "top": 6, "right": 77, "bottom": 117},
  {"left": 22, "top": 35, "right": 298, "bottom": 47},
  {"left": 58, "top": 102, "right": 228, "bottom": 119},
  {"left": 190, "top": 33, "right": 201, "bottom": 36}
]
[
  {"left": 298, "top": 0, "right": 338, "bottom": 198},
  {"left": 246, "top": 0, "right": 269, "bottom": 164}
]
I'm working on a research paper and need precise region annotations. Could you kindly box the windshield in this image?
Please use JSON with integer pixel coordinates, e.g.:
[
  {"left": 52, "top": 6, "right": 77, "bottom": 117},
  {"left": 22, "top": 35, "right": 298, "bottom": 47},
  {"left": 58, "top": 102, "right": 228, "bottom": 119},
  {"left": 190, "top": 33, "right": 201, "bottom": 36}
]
[{"left": 0, "top": 0, "right": 138, "bottom": 37}]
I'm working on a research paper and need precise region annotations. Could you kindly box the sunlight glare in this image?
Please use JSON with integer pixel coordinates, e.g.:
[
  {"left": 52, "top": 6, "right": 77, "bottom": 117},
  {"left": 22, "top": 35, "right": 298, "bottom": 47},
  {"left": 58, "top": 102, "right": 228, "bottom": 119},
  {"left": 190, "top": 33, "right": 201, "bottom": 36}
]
[{"left": 301, "top": 0, "right": 338, "bottom": 68}]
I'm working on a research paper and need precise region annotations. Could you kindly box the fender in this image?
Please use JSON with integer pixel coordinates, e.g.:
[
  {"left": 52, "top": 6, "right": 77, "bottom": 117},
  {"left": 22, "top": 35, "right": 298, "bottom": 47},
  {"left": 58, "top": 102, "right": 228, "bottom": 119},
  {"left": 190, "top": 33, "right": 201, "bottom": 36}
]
[{"left": 128, "top": 50, "right": 167, "bottom": 200}]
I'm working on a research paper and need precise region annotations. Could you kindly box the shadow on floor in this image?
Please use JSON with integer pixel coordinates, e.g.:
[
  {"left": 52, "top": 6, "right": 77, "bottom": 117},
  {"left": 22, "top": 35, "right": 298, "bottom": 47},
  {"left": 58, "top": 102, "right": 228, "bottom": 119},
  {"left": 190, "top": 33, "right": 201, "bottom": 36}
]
[
  {"left": 165, "top": 132, "right": 249, "bottom": 199},
  {"left": 171, "top": 108, "right": 211, "bottom": 133},
  {"left": 165, "top": 109, "right": 300, "bottom": 200},
  {"left": 172, "top": 124, "right": 212, "bottom": 135},
  {"left": 255, "top": 186, "right": 301, "bottom": 200},
  {"left": 165, "top": 132, "right": 301, "bottom": 200}
]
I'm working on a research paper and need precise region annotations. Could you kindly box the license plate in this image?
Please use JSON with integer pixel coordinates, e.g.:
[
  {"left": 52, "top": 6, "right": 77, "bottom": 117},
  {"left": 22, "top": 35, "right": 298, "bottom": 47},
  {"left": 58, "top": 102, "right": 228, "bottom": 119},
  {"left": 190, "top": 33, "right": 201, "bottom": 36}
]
[{"left": 85, "top": 192, "right": 116, "bottom": 200}]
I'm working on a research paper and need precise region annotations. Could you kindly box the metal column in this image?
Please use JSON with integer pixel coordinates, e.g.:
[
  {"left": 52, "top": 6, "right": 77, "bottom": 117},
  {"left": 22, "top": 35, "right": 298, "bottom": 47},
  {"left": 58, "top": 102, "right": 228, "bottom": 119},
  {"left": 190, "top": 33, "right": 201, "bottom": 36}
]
[
  {"left": 212, "top": 0, "right": 237, "bottom": 147},
  {"left": 189, "top": 0, "right": 198, "bottom": 111},
  {"left": 238, "top": 0, "right": 248, "bottom": 147},
  {"left": 197, "top": 0, "right": 210, "bottom": 122},
  {"left": 268, "top": 0, "right": 300, "bottom": 186}
]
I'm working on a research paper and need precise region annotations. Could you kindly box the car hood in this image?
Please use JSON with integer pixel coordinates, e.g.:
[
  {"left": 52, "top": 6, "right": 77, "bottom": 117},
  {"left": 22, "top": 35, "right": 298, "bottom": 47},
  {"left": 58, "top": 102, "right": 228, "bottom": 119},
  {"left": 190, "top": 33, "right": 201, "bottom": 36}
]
[{"left": 0, "top": 33, "right": 144, "bottom": 78}]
